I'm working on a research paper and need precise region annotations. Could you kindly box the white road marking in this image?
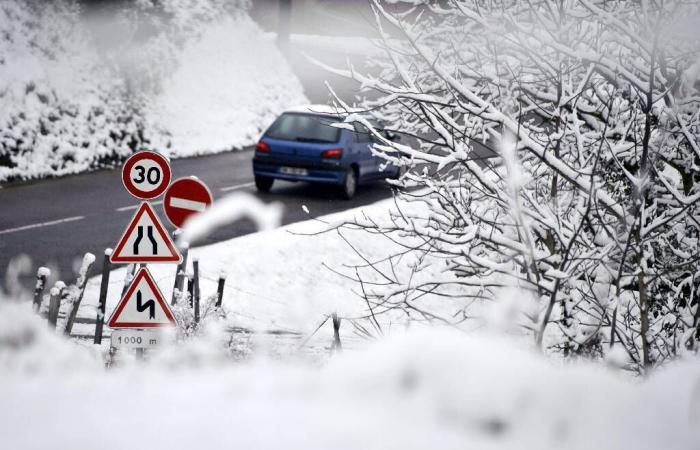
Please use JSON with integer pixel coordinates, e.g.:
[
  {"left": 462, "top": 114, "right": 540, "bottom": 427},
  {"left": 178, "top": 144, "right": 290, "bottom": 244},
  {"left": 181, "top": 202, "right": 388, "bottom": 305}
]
[
  {"left": 169, "top": 197, "right": 207, "bottom": 212},
  {"left": 219, "top": 182, "right": 255, "bottom": 192},
  {"left": 0, "top": 215, "right": 85, "bottom": 235},
  {"left": 116, "top": 200, "right": 162, "bottom": 212}
]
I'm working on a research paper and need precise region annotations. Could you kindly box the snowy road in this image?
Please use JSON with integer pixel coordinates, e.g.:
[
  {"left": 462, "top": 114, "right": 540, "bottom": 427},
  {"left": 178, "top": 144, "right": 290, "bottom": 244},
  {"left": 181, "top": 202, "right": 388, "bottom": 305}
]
[{"left": 0, "top": 148, "right": 395, "bottom": 289}]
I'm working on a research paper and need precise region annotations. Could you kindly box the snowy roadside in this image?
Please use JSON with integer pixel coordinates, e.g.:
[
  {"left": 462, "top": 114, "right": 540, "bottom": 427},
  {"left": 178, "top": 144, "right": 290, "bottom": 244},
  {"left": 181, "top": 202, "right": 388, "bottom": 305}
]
[
  {"left": 2, "top": 196, "right": 699, "bottom": 450},
  {"left": 75, "top": 198, "right": 404, "bottom": 341},
  {"left": 1, "top": 297, "right": 699, "bottom": 450},
  {"left": 74, "top": 194, "right": 479, "bottom": 344}
]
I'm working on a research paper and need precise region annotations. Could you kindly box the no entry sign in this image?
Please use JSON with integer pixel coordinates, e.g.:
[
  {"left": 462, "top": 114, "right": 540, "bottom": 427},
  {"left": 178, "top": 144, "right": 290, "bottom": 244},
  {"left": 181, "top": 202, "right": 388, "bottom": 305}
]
[
  {"left": 163, "top": 177, "right": 213, "bottom": 228},
  {"left": 122, "top": 151, "right": 172, "bottom": 200}
]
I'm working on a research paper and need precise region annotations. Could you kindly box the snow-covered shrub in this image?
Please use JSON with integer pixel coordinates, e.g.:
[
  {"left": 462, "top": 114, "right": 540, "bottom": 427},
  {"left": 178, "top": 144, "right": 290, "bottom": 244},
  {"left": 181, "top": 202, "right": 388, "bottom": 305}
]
[
  {"left": 0, "top": 1, "right": 145, "bottom": 182},
  {"left": 0, "top": 297, "right": 101, "bottom": 374},
  {"left": 328, "top": 0, "right": 700, "bottom": 371},
  {"left": 0, "top": 0, "right": 305, "bottom": 182}
]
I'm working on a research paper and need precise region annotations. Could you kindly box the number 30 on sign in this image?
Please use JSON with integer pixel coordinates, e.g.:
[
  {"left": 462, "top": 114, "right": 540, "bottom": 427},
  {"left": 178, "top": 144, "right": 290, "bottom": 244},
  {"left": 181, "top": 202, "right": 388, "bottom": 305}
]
[{"left": 121, "top": 151, "right": 172, "bottom": 200}]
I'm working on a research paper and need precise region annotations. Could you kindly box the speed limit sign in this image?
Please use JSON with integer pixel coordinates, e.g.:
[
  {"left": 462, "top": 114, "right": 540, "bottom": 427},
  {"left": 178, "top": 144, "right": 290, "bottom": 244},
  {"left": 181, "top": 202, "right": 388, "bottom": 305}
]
[{"left": 121, "top": 151, "right": 172, "bottom": 199}]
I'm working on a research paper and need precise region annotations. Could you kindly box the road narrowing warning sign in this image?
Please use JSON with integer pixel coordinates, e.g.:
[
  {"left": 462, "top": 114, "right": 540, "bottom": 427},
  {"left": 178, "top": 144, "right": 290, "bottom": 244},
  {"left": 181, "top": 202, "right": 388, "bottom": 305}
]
[
  {"left": 111, "top": 202, "right": 182, "bottom": 263},
  {"left": 122, "top": 151, "right": 172, "bottom": 200},
  {"left": 107, "top": 268, "right": 177, "bottom": 328}
]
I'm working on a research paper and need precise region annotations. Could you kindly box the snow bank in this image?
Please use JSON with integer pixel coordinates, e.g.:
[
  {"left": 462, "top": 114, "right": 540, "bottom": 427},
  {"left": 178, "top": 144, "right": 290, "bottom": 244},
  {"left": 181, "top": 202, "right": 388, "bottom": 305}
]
[
  {"left": 79, "top": 198, "right": 430, "bottom": 337},
  {"left": 0, "top": 299, "right": 102, "bottom": 375},
  {"left": 148, "top": 15, "right": 306, "bottom": 157},
  {"left": 0, "top": 319, "right": 698, "bottom": 450},
  {"left": 0, "top": 1, "right": 306, "bottom": 183}
]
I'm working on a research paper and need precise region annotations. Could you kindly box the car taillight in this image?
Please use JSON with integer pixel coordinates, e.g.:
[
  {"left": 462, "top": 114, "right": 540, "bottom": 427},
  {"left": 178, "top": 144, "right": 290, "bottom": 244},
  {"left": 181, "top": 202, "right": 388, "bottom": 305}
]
[
  {"left": 321, "top": 148, "right": 342, "bottom": 159},
  {"left": 256, "top": 141, "right": 271, "bottom": 153}
]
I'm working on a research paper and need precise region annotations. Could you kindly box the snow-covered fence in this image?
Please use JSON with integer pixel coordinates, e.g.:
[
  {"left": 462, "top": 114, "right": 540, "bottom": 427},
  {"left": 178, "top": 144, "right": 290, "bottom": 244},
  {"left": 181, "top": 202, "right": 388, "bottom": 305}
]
[
  {"left": 331, "top": 313, "right": 342, "bottom": 352},
  {"left": 193, "top": 258, "right": 201, "bottom": 324},
  {"left": 171, "top": 246, "right": 189, "bottom": 305},
  {"left": 47, "top": 285, "right": 62, "bottom": 329},
  {"left": 32, "top": 267, "right": 49, "bottom": 312},
  {"left": 215, "top": 273, "right": 226, "bottom": 308},
  {"left": 63, "top": 253, "right": 95, "bottom": 336},
  {"left": 93, "top": 250, "right": 112, "bottom": 345}
]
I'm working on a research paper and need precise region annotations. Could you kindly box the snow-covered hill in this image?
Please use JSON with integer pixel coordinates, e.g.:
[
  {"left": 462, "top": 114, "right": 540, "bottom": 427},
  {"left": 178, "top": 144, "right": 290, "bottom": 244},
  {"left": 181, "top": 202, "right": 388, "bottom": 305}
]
[{"left": 0, "top": 0, "right": 306, "bottom": 183}]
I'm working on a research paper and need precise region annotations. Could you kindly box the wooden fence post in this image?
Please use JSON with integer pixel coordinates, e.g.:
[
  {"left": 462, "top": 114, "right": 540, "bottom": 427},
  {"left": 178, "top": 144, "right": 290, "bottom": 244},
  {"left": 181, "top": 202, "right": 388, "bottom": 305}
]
[
  {"left": 33, "top": 267, "right": 50, "bottom": 312},
  {"left": 47, "top": 286, "right": 61, "bottom": 329},
  {"left": 186, "top": 273, "right": 194, "bottom": 308},
  {"left": 215, "top": 273, "right": 226, "bottom": 308},
  {"left": 64, "top": 253, "right": 95, "bottom": 336},
  {"left": 172, "top": 246, "right": 188, "bottom": 305},
  {"left": 121, "top": 264, "right": 136, "bottom": 298},
  {"left": 94, "top": 249, "right": 112, "bottom": 345},
  {"left": 193, "top": 259, "right": 200, "bottom": 323},
  {"left": 331, "top": 313, "right": 342, "bottom": 351}
]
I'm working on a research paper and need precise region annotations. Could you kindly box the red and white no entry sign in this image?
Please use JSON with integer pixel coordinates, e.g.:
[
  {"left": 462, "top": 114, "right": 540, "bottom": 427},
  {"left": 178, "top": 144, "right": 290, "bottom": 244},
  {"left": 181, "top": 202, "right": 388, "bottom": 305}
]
[
  {"left": 122, "top": 151, "right": 172, "bottom": 200},
  {"left": 163, "top": 177, "right": 213, "bottom": 228}
]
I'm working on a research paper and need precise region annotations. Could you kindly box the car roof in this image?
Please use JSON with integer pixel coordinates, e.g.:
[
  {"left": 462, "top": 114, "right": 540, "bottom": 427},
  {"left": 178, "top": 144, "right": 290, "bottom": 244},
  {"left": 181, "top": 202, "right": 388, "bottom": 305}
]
[{"left": 283, "top": 104, "right": 360, "bottom": 117}]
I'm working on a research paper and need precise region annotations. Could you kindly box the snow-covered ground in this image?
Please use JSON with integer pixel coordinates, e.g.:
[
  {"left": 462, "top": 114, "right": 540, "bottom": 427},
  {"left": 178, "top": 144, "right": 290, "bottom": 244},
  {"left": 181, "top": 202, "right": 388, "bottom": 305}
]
[
  {"left": 75, "top": 199, "right": 405, "bottom": 339},
  {"left": 1, "top": 298, "right": 699, "bottom": 450},
  {"left": 146, "top": 16, "right": 306, "bottom": 157},
  {"left": 74, "top": 196, "right": 475, "bottom": 342},
  {"left": 1, "top": 196, "right": 699, "bottom": 449}
]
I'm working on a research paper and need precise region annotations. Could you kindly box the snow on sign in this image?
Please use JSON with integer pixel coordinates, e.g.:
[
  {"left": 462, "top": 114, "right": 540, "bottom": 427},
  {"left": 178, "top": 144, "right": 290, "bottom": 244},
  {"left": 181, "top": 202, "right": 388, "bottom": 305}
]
[
  {"left": 111, "top": 202, "right": 182, "bottom": 263},
  {"left": 107, "top": 268, "right": 177, "bottom": 328},
  {"left": 163, "top": 177, "right": 213, "bottom": 228},
  {"left": 122, "top": 151, "right": 172, "bottom": 199}
]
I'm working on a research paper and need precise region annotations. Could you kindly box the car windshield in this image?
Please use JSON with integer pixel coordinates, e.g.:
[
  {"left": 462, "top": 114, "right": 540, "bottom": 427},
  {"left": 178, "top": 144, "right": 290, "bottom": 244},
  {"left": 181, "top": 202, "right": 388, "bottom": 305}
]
[{"left": 264, "top": 113, "right": 341, "bottom": 143}]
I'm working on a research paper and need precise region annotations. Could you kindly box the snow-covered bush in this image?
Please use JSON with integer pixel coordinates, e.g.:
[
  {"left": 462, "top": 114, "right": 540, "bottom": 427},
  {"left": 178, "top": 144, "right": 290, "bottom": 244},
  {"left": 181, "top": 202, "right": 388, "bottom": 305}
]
[
  {"left": 0, "top": 297, "right": 102, "bottom": 374},
  {"left": 0, "top": 1, "right": 145, "bottom": 182},
  {"left": 329, "top": 0, "right": 700, "bottom": 372},
  {"left": 0, "top": 0, "right": 305, "bottom": 182}
]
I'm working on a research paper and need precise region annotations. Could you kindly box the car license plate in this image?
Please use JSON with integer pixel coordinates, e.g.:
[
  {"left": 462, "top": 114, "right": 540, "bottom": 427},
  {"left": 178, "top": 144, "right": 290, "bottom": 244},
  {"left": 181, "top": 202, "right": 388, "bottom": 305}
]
[{"left": 280, "top": 166, "right": 308, "bottom": 176}]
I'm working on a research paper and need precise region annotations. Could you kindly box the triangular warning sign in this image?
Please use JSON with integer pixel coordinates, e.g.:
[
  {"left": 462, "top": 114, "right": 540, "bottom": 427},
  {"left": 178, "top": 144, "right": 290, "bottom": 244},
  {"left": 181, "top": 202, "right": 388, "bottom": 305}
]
[
  {"left": 108, "top": 268, "right": 177, "bottom": 328},
  {"left": 111, "top": 202, "right": 182, "bottom": 263}
]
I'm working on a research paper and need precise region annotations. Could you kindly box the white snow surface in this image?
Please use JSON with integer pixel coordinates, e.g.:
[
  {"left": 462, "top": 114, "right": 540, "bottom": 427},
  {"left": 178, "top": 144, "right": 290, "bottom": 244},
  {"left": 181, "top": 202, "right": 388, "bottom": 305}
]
[
  {"left": 147, "top": 16, "right": 307, "bottom": 157},
  {"left": 81, "top": 203, "right": 392, "bottom": 334},
  {"left": 1, "top": 298, "right": 699, "bottom": 450},
  {"left": 2, "top": 198, "right": 700, "bottom": 449}
]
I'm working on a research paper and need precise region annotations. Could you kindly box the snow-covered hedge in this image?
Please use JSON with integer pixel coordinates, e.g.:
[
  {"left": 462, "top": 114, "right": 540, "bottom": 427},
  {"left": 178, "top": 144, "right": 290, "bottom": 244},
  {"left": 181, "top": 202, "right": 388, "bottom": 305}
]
[{"left": 0, "top": 0, "right": 306, "bottom": 183}]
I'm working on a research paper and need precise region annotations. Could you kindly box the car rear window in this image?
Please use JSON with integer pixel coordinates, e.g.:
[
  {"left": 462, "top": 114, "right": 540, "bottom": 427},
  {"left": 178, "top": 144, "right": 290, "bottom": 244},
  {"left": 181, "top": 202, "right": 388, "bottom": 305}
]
[{"left": 264, "top": 113, "right": 341, "bottom": 143}]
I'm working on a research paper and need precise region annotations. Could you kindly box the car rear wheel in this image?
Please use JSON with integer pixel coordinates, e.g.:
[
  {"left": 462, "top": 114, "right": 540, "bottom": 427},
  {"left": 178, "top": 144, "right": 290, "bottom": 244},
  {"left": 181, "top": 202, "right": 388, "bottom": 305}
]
[
  {"left": 255, "top": 175, "right": 274, "bottom": 192},
  {"left": 340, "top": 168, "right": 357, "bottom": 199}
]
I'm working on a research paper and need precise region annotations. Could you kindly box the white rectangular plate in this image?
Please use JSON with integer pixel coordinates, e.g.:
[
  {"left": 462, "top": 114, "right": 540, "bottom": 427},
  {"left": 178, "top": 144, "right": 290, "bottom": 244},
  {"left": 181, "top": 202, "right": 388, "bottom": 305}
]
[
  {"left": 111, "top": 329, "right": 167, "bottom": 349},
  {"left": 280, "top": 166, "right": 308, "bottom": 176}
]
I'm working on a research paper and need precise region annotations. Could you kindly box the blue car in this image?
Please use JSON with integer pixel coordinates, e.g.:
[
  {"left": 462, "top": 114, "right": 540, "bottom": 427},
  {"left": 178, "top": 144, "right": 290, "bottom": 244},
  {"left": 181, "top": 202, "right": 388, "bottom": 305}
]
[{"left": 252, "top": 105, "right": 400, "bottom": 199}]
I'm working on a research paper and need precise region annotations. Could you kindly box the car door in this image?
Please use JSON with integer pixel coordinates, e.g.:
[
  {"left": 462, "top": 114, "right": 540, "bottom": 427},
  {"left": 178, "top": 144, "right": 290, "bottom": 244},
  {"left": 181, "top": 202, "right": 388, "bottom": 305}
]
[{"left": 350, "top": 122, "right": 377, "bottom": 181}]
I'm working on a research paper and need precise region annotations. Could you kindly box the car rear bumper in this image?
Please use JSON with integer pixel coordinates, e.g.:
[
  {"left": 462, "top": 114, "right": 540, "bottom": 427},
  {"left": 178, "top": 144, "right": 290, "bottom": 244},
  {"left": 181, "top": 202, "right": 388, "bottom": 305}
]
[{"left": 253, "top": 157, "right": 346, "bottom": 185}]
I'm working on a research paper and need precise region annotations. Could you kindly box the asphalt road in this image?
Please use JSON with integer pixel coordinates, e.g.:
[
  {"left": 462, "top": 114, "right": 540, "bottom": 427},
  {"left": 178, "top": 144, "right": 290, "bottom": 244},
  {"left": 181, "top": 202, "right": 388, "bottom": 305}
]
[{"left": 0, "top": 148, "right": 395, "bottom": 290}]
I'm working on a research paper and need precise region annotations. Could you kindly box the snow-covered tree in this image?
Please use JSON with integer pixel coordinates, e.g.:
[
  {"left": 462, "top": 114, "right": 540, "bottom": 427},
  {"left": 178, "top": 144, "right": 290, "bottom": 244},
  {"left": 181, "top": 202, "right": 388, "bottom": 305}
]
[{"left": 328, "top": 0, "right": 700, "bottom": 372}]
